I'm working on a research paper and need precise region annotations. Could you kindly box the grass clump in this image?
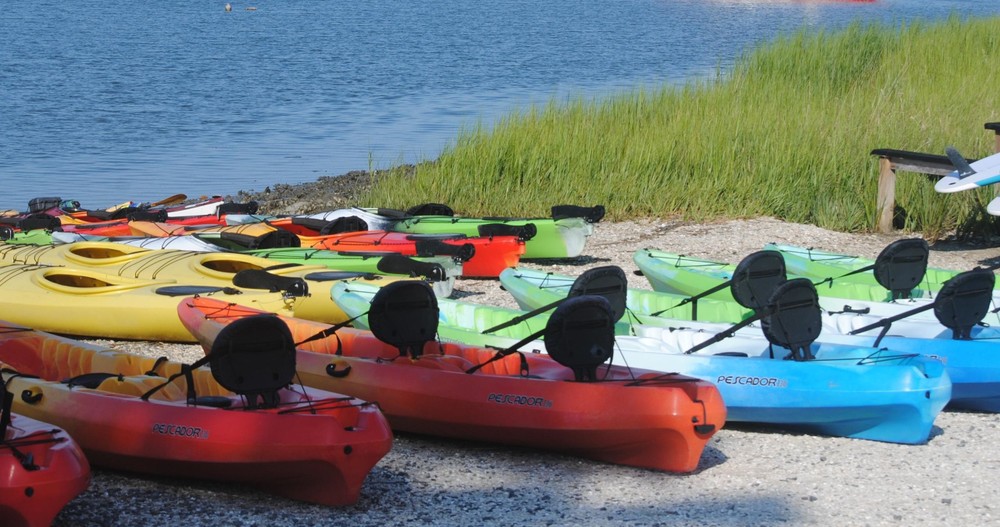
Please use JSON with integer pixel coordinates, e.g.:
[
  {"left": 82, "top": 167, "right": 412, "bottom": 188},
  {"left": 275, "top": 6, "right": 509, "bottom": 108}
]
[{"left": 361, "top": 16, "right": 1000, "bottom": 238}]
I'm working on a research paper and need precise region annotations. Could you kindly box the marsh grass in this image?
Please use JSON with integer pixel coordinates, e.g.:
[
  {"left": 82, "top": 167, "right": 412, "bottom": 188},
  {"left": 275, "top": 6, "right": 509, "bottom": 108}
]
[{"left": 363, "top": 16, "right": 1000, "bottom": 238}]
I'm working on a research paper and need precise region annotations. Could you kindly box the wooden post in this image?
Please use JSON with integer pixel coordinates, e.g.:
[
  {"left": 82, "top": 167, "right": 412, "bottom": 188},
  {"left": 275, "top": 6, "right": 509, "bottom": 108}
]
[
  {"left": 876, "top": 156, "right": 895, "bottom": 233},
  {"left": 987, "top": 122, "right": 1000, "bottom": 153}
]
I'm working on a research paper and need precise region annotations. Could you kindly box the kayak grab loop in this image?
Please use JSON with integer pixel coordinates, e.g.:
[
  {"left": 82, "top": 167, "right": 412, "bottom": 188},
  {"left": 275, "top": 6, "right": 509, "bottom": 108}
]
[{"left": 368, "top": 280, "right": 440, "bottom": 359}]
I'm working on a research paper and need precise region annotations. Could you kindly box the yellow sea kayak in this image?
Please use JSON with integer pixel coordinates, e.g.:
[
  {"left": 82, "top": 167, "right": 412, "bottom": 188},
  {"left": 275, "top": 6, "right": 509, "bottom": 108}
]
[
  {"left": 0, "top": 241, "right": 404, "bottom": 326},
  {"left": 0, "top": 263, "right": 387, "bottom": 341}
]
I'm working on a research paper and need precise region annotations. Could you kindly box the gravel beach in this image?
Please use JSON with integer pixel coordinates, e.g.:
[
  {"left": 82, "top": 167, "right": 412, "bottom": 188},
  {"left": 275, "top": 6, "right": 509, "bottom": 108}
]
[{"left": 51, "top": 215, "right": 1000, "bottom": 527}]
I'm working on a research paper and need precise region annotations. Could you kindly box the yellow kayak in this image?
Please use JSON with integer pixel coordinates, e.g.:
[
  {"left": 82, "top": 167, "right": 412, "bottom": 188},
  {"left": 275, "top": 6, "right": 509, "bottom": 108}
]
[
  {"left": 0, "top": 263, "right": 392, "bottom": 341},
  {"left": 0, "top": 241, "right": 406, "bottom": 327}
]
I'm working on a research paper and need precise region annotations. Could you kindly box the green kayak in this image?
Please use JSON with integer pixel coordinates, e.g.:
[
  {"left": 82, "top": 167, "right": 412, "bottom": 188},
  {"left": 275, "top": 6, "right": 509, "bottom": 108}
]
[
  {"left": 388, "top": 205, "right": 604, "bottom": 259},
  {"left": 498, "top": 266, "right": 754, "bottom": 325},
  {"left": 1, "top": 229, "right": 54, "bottom": 245},
  {"left": 331, "top": 280, "right": 648, "bottom": 349},
  {"left": 765, "top": 240, "right": 999, "bottom": 300}
]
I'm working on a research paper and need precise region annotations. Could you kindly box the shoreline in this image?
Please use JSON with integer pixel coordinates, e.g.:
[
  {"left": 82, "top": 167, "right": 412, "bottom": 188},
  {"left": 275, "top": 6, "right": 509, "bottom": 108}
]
[{"left": 54, "top": 213, "right": 1000, "bottom": 526}]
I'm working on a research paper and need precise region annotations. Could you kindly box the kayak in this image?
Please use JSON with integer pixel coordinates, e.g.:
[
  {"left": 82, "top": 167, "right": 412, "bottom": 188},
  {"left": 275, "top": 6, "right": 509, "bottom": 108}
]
[
  {"left": 0, "top": 263, "right": 394, "bottom": 341},
  {"left": 179, "top": 291, "right": 726, "bottom": 473},
  {"left": 386, "top": 205, "right": 604, "bottom": 259},
  {"left": 238, "top": 203, "right": 604, "bottom": 259},
  {"left": 239, "top": 247, "right": 461, "bottom": 297},
  {"left": 765, "top": 240, "right": 1000, "bottom": 301},
  {"left": 518, "top": 257, "right": 999, "bottom": 413},
  {"left": 331, "top": 281, "right": 952, "bottom": 443},
  {"left": 500, "top": 266, "right": 755, "bottom": 324},
  {"left": 0, "top": 240, "right": 414, "bottom": 323},
  {"left": 163, "top": 221, "right": 525, "bottom": 278},
  {"left": 0, "top": 321, "right": 393, "bottom": 506},
  {"left": 42, "top": 235, "right": 460, "bottom": 298},
  {"left": 1, "top": 382, "right": 90, "bottom": 527},
  {"left": 632, "top": 249, "right": 1000, "bottom": 331},
  {"left": 51, "top": 231, "right": 230, "bottom": 252}
]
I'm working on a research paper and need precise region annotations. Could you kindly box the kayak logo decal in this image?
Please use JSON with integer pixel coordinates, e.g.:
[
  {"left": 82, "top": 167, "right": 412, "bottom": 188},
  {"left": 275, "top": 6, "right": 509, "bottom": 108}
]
[
  {"left": 488, "top": 393, "right": 553, "bottom": 408},
  {"left": 716, "top": 375, "right": 788, "bottom": 388},
  {"left": 152, "top": 423, "right": 210, "bottom": 439}
]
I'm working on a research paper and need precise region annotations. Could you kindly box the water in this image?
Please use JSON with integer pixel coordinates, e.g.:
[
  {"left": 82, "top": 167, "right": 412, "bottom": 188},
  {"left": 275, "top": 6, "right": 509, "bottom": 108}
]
[{"left": 1, "top": 0, "right": 997, "bottom": 211}]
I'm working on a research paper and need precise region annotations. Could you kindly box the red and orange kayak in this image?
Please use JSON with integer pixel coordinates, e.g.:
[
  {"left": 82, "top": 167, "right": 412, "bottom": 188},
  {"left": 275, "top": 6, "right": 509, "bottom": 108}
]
[
  {"left": 138, "top": 220, "right": 527, "bottom": 278},
  {"left": 1, "top": 407, "right": 90, "bottom": 527},
  {"left": 179, "top": 294, "right": 726, "bottom": 473},
  {"left": 0, "top": 321, "right": 393, "bottom": 506}
]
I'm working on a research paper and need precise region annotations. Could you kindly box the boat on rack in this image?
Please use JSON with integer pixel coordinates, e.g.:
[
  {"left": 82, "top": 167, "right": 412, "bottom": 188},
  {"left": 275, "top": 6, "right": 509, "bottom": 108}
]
[
  {"left": 179, "top": 287, "right": 726, "bottom": 473},
  {"left": 0, "top": 321, "right": 393, "bottom": 506}
]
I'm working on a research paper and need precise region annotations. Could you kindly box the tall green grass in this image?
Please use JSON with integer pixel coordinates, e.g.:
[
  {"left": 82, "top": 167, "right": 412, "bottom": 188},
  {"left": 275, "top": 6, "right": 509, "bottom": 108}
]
[{"left": 362, "top": 16, "right": 1000, "bottom": 238}]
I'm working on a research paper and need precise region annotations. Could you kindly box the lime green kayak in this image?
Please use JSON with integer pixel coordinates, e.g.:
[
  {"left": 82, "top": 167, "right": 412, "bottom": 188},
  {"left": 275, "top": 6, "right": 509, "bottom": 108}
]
[
  {"left": 331, "top": 280, "right": 640, "bottom": 348},
  {"left": 765, "top": 241, "right": 998, "bottom": 301},
  {"left": 242, "top": 248, "right": 461, "bottom": 298},
  {"left": 388, "top": 205, "right": 604, "bottom": 259},
  {"left": 499, "top": 267, "right": 754, "bottom": 324},
  {"left": 2, "top": 229, "right": 53, "bottom": 245}
]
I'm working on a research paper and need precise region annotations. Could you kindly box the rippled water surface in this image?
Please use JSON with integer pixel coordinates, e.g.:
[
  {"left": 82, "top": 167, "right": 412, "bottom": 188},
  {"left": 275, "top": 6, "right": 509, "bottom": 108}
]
[{"left": 1, "top": 0, "right": 998, "bottom": 209}]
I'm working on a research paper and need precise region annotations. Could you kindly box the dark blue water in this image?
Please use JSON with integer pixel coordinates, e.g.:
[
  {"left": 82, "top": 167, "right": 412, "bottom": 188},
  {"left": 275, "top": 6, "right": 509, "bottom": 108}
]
[{"left": 2, "top": 0, "right": 997, "bottom": 211}]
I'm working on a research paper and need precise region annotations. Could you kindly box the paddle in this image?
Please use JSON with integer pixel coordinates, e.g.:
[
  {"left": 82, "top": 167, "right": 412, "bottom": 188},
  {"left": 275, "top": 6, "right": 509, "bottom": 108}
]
[{"left": 149, "top": 193, "right": 188, "bottom": 207}]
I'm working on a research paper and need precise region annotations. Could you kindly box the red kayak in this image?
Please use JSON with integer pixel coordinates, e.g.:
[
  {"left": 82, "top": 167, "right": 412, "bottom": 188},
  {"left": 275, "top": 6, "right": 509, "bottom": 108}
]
[
  {"left": 179, "top": 286, "right": 726, "bottom": 473},
  {"left": 0, "top": 321, "right": 393, "bottom": 507},
  {"left": 2, "top": 380, "right": 90, "bottom": 527},
  {"left": 136, "top": 219, "right": 528, "bottom": 278}
]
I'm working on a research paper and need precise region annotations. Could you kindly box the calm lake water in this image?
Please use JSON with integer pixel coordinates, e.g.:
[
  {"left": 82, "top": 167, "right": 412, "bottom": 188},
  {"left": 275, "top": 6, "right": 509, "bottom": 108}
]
[{"left": 2, "top": 0, "right": 998, "bottom": 210}]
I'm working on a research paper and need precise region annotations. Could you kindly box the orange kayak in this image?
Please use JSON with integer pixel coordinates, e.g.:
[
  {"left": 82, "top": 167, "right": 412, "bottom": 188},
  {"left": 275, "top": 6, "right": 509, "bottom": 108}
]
[
  {"left": 179, "top": 291, "right": 726, "bottom": 473},
  {"left": 1, "top": 405, "right": 90, "bottom": 527},
  {"left": 155, "top": 220, "right": 527, "bottom": 278},
  {"left": 0, "top": 321, "right": 393, "bottom": 506}
]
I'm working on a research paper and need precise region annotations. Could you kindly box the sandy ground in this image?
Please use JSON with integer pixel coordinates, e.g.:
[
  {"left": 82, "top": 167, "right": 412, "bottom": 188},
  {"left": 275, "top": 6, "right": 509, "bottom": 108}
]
[{"left": 52, "top": 217, "right": 1000, "bottom": 526}]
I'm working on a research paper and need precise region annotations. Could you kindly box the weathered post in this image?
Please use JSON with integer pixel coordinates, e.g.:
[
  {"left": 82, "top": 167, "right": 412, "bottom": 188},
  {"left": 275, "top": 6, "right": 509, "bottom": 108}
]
[
  {"left": 876, "top": 155, "right": 896, "bottom": 233},
  {"left": 986, "top": 122, "right": 1000, "bottom": 153}
]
